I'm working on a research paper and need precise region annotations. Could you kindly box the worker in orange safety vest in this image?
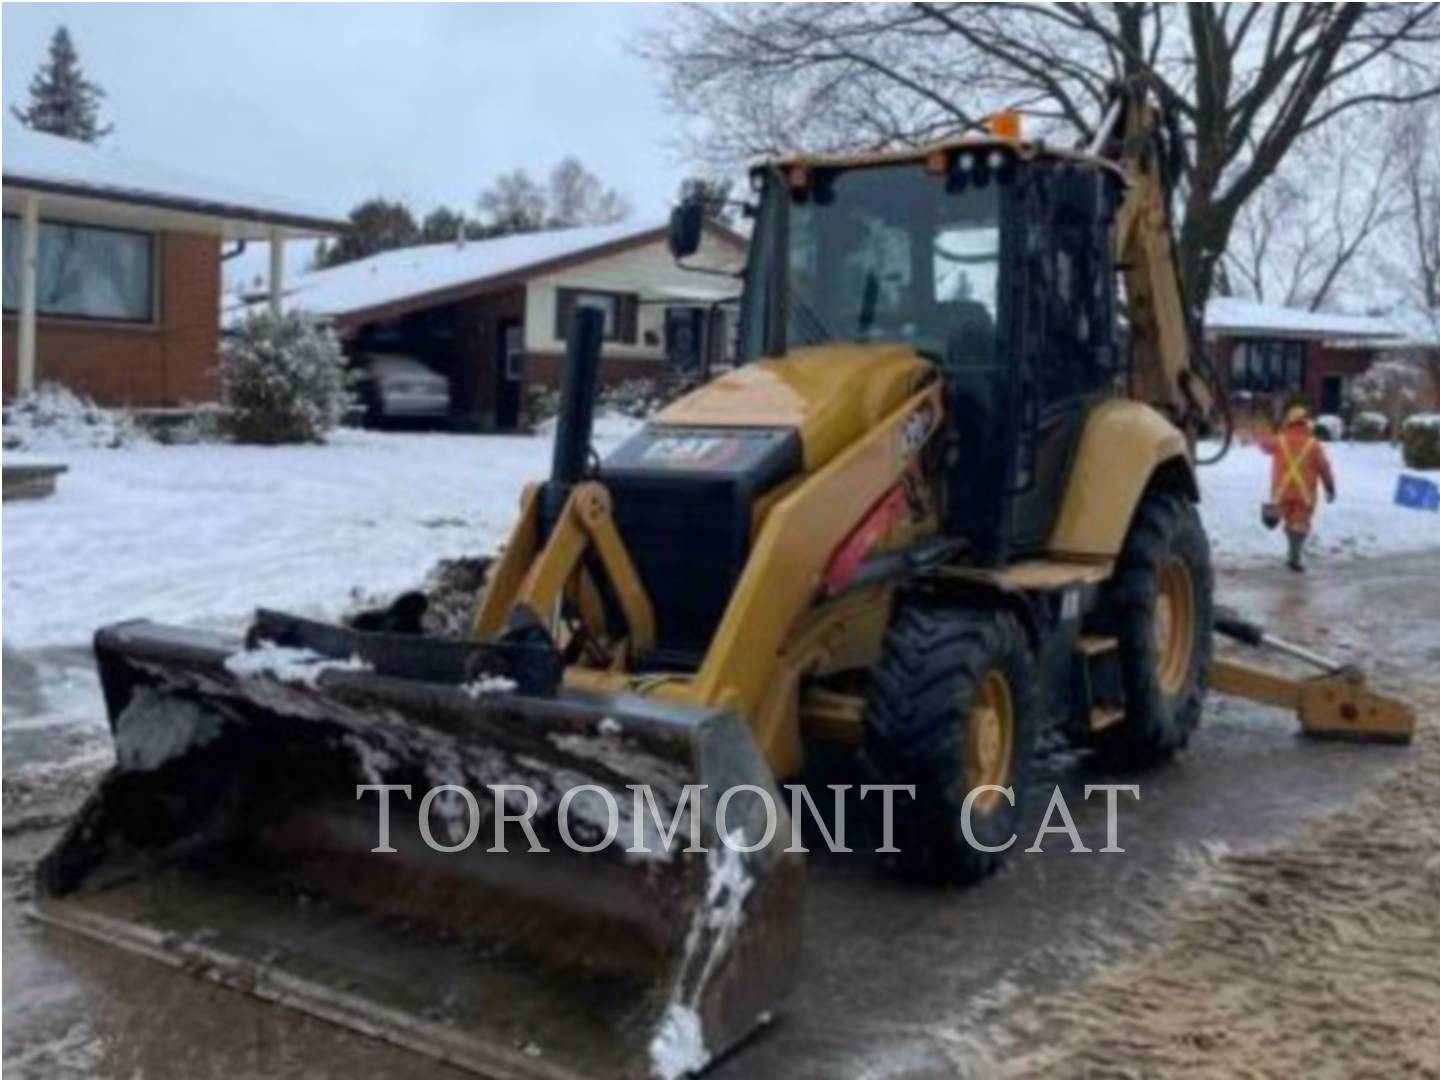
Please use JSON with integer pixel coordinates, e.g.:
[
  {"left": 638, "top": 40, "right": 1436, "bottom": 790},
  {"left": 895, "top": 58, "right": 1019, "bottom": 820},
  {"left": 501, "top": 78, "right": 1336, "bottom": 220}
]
[{"left": 1259, "top": 405, "right": 1336, "bottom": 572}]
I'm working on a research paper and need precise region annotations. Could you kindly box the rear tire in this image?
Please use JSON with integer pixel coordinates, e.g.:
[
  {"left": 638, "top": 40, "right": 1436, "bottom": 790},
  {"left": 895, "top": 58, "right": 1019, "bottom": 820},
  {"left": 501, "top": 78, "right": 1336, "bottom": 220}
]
[
  {"left": 1097, "top": 491, "right": 1214, "bottom": 765},
  {"left": 859, "top": 606, "right": 1039, "bottom": 884}
]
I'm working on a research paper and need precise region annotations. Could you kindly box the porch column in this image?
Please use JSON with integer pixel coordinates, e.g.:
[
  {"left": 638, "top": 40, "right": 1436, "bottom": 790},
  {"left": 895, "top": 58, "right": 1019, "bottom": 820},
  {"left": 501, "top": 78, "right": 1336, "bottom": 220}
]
[
  {"left": 17, "top": 194, "right": 40, "bottom": 395},
  {"left": 268, "top": 227, "right": 285, "bottom": 316}
]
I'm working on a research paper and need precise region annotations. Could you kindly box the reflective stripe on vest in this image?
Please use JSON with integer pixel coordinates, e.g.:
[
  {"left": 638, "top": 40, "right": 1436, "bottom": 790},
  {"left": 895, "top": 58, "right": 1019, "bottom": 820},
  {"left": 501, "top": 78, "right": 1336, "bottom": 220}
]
[{"left": 1276, "top": 437, "right": 1317, "bottom": 507}]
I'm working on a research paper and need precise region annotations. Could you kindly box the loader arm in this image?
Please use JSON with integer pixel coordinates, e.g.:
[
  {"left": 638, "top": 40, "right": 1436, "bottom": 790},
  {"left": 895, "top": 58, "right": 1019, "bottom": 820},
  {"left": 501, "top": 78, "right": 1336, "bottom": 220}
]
[{"left": 472, "top": 480, "right": 656, "bottom": 666}]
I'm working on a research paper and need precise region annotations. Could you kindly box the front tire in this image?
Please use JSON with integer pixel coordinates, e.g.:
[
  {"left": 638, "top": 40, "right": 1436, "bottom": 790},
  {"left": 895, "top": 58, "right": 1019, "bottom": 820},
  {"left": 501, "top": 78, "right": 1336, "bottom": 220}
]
[
  {"left": 1098, "top": 490, "right": 1214, "bottom": 765},
  {"left": 859, "top": 606, "right": 1040, "bottom": 884}
]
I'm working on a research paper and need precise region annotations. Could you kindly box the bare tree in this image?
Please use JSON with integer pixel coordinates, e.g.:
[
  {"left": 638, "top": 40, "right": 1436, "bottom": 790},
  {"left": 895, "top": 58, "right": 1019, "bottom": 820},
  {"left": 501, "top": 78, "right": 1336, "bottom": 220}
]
[
  {"left": 642, "top": 4, "right": 1440, "bottom": 307},
  {"left": 547, "top": 157, "right": 632, "bottom": 227},
  {"left": 1348, "top": 357, "right": 1435, "bottom": 436},
  {"left": 1224, "top": 108, "right": 1400, "bottom": 311},
  {"left": 1370, "top": 97, "right": 1440, "bottom": 396},
  {"left": 1390, "top": 101, "right": 1440, "bottom": 317},
  {"left": 477, "top": 169, "right": 549, "bottom": 235},
  {"left": 478, "top": 161, "right": 632, "bottom": 235}
]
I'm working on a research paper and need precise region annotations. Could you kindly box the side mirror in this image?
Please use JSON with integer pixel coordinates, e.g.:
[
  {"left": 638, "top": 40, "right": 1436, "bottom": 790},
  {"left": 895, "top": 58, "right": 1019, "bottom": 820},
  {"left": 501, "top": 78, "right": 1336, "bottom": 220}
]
[{"left": 668, "top": 201, "right": 704, "bottom": 261}]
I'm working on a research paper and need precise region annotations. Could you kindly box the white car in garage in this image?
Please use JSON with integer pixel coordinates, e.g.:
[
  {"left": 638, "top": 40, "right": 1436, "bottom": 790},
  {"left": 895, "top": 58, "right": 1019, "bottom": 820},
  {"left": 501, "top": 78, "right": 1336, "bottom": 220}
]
[{"left": 357, "top": 353, "right": 451, "bottom": 427}]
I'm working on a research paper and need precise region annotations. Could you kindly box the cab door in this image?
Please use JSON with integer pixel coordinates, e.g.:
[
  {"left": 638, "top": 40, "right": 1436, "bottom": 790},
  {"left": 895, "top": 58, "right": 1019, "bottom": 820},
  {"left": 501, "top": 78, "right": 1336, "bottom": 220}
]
[{"left": 1006, "top": 167, "right": 1121, "bottom": 554}]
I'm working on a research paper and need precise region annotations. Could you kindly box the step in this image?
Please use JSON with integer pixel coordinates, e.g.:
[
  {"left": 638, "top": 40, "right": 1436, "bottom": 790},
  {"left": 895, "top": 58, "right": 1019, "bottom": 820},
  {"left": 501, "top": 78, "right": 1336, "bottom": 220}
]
[
  {"left": 1078, "top": 634, "right": 1119, "bottom": 656},
  {"left": 1089, "top": 705, "right": 1125, "bottom": 731}
]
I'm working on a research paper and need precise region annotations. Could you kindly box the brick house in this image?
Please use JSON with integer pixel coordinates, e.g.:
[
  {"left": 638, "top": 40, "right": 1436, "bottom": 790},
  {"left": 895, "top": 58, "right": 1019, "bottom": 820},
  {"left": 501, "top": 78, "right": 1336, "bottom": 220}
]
[
  {"left": 1203, "top": 298, "right": 1403, "bottom": 420},
  {"left": 3, "top": 121, "right": 342, "bottom": 406},
  {"left": 238, "top": 219, "right": 746, "bottom": 431}
]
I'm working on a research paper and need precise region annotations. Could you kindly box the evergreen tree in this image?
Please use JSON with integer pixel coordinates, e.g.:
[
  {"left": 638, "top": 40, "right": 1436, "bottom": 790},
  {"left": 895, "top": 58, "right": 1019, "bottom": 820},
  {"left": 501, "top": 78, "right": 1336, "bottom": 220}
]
[
  {"left": 11, "top": 26, "right": 113, "bottom": 143},
  {"left": 320, "top": 199, "right": 421, "bottom": 267},
  {"left": 421, "top": 206, "right": 473, "bottom": 244}
]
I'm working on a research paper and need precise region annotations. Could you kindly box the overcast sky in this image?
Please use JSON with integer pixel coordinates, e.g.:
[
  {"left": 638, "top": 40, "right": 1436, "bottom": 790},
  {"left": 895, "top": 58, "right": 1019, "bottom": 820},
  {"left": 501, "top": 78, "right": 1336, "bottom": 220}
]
[{"left": 3, "top": 3, "right": 691, "bottom": 279}]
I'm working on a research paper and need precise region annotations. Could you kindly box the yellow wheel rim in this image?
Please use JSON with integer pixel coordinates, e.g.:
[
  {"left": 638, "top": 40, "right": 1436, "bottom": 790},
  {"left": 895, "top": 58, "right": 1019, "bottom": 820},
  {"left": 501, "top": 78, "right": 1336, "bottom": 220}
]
[
  {"left": 964, "top": 670, "right": 1014, "bottom": 813},
  {"left": 1154, "top": 556, "right": 1195, "bottom": 696}
]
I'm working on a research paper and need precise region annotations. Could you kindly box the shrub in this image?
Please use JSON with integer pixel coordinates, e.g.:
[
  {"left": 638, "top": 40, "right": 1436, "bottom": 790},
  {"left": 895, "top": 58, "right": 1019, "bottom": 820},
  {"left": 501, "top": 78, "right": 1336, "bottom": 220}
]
[
  {"left": 1345, "top": 358, "right": 1434, "bottom": 439},
  {"left": 1313, "top": 414, "right": 1344, "bottom": 442},
  {"left": 1401, "top": 414, "right": 1440, "bottom": 470},
  {"left": 1349, "top": 410, "right": 1388, "bottom": 442},
  {"left": 1, "top": 382, "right": 137, "bottom": 451},
  {"left": 522, "top": 383, "right": 562, "bottom": 431},
  {"left": 220, "top": 310, "right": 352, "bottom": 444},
  {"left": 521, "top": 376, "right": 693, "bottom": 431}
]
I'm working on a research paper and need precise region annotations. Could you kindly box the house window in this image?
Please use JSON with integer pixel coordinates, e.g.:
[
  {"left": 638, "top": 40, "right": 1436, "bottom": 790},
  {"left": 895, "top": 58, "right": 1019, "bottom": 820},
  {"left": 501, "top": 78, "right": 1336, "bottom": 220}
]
[
  {"left": 555, "top": 287, "right": 637, "bottom": 344},
  {"left": 1230, "top": 338, "right": 1305, "bottom": 394},
  {"left": 3, "top": 216, "right": 156, "bottom": 323}
]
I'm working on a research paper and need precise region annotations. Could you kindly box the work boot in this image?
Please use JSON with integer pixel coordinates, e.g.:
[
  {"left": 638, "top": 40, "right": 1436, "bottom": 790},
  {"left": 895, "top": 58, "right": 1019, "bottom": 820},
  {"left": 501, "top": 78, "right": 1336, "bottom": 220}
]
[{"left": 1285, "top": 530, "right": 1306, "bottom": 573}]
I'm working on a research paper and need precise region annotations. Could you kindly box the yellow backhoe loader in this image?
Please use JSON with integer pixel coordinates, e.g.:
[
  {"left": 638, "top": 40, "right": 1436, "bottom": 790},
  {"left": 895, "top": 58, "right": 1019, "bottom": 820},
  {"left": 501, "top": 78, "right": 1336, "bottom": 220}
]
[{"left": 36, "top": 81, "right": 1413, "bottom": 1079}]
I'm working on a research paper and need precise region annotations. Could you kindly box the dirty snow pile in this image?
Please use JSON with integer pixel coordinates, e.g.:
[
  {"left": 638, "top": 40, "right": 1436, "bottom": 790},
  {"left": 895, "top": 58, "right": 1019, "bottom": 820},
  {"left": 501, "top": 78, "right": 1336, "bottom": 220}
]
[
  {"left": 2, "top": 383, "right": 139, "bottom": 453},
  {"left": 1198, "top": 439, "right": 1440, "bottom": 567},
  {"left": 993, "top": 682, "right": 1440, "bottom": 1078}
]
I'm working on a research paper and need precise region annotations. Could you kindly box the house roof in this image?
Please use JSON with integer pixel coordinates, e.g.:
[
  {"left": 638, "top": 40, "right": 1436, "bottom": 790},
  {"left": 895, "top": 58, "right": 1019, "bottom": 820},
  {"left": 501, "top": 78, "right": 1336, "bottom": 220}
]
[
  {"left": 2, "top": 120, "right": 344, "bottom": 238},
  {"left": 250, "top": 218, "right": 745, "bottom": 325},
  {"left": 1203, "top": 297, "right": 1403, "bottom": 342}
]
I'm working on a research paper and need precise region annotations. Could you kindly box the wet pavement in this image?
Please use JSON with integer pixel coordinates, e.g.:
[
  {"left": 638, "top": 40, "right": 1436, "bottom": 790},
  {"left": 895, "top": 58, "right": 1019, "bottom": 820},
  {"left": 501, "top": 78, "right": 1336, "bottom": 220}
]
[{"left": 3, "top": 551, "right": 1434, "bottom": 1080}]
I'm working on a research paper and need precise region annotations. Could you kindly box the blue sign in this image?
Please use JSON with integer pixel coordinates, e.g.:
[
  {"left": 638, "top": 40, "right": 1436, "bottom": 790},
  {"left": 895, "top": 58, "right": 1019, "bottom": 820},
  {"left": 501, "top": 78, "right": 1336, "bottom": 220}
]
[{"left": 1394, "top": 473, "right": 1440, "bottom": 512}]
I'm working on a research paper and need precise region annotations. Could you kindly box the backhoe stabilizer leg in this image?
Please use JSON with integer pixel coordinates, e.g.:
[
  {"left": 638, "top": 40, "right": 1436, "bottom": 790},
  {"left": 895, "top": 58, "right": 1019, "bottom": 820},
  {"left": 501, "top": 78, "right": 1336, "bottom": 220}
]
[{"left": 1210, "top": 656, "right": 1415, "bottom": 743}]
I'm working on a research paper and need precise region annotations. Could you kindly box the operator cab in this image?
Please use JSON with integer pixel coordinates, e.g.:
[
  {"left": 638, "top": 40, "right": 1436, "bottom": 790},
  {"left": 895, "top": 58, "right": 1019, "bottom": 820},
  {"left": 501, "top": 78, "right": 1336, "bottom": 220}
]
[{"left": 673, "top": 139, "right": 1125, "bottom": 564}]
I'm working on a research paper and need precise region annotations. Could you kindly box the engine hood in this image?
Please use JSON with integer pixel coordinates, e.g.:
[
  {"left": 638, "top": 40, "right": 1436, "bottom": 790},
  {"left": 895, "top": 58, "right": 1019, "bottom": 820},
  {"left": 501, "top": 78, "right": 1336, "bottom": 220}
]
[{"left": 654, "top": 342, "right": 934, "bottom": 470}]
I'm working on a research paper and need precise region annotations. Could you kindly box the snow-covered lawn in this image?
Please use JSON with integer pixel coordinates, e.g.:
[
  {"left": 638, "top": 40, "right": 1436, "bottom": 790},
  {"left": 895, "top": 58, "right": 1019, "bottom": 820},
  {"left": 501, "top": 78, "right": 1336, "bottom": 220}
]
[
  {"left": 3, "top": 428, "right": 1436, "bottom": 651},
  {"left": 2, "top": 421, "right": 637, "bottom": 651}
]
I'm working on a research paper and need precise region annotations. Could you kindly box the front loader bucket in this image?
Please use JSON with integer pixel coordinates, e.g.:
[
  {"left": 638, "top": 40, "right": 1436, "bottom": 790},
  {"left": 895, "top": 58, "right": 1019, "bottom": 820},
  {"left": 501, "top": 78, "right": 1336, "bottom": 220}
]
[{"left": 35, "top": 616, "right": 803, "bottom": 1079}]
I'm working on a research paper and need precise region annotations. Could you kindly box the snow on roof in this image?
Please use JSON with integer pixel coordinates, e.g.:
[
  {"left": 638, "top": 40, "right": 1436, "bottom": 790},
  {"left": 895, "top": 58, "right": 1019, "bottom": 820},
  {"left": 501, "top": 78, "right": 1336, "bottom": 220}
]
[
  {"left": 1203, "top": 297, "right": 1402, "bottom": 342},
  {"left": 265, "top": 219, "right": 677, "bottom": 320},
  {"left": 2, "top": 120, "right": 343, "bottom": 234}
]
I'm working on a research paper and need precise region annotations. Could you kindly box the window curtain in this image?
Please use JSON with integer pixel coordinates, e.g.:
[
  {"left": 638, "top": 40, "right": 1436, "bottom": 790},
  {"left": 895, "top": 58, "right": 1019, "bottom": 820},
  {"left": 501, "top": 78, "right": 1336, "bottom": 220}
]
[
  {"left": 38, "top": 222, "right": 153, "bottom": 320},
  {"left": 2, "top": 218, "right": 21, "bottom": 310},
  {"left": 1, "top": 216, "right": 153, "bottom": 321}
]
